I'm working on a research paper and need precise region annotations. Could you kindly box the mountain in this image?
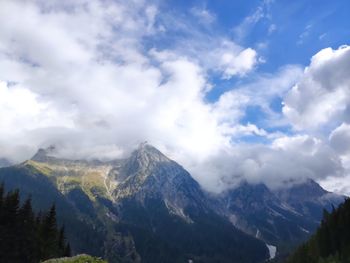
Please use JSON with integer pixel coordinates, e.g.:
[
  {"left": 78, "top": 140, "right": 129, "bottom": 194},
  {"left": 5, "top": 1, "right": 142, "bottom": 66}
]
[
  {"left": 218, "top": 182, "right": 312, "bottom": 243},
  {"left": 111, "top": 143, "right": 209, "bottom": 217},
  {"left": 0, "top": 144, "right": 269, "bottom": 263},
  {"left": 274, "top": 179, "right": 343, "bottom": 222},
  {"left": 216, "top": 179, "right": 344, "bottom": 259},
  {"left": 286, "top": 197, "right": 350, "bottom": 263},
  {"left": 0, "top": 143, "right": 343, "bottom": 262},
  {"left": 108, "top": 144, "right": 269, "bottom": 262}
]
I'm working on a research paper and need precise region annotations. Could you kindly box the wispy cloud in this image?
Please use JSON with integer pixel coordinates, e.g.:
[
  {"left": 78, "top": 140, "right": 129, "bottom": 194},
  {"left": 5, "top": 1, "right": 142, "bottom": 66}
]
[
  {"left": 233, "top": 0, "right": 275, "bottom": 41},
  {"left": 190, "top": 7, "right": 216, "bottom": 25},
  {"left": 297, "top": 24, "right": 312, "bottom": 45}
]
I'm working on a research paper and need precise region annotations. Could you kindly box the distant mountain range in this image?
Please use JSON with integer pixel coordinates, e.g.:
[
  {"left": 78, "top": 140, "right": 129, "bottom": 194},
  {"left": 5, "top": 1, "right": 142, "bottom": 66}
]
[{"left": 0, "top": 144, "right": 344, "bottom": 262}]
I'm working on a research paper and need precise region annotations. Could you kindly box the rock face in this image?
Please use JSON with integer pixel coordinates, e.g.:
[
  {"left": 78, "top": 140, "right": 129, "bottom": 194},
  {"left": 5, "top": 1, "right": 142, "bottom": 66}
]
[
  {"left": 0, "top": 143, "right": 344, "bottom": 262},
  {"left": 111, "top": 144, "right": 209, "bottom": 219},
  {"left": 217, "top": 181, "right": 342, "bottom": 245},
  {"left": 104, "top": 144, "right": 269, "bottom": 262},
  {"left": 274, "top": 179, "right": 344, "bottom": 221}
]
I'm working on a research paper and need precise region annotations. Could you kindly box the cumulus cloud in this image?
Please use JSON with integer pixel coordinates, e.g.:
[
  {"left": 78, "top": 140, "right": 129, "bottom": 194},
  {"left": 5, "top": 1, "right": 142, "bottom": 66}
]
[
  {"left": 321, "top": 122, "right": 350, "bottom": 195},
  {"left": 0, "top": 0, "right": 349, "bottom": 194},
  {"left": 183, "top": 134, "right": 342, "bottom": 193},
  {"left": 283, "top": 45, "right": 350, "bottom": 130},
  {"left": 283, "top": 45, "right": 350, "bottom": 195},
  {"left": 330, "top": 123, "right": 350, "bottom": 155},
  {"left": 0, "top": 0, "right": 242, "bottom": 166}
]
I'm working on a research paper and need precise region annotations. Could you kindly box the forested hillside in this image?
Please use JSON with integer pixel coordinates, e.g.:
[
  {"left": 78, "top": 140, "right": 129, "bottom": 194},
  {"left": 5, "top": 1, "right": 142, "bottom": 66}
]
[
  {"left": 287, "top": 198, "right": 350, "bottom": 263},
  {"left": 0, "top": 183, "right": 70, "bottom": 262}
]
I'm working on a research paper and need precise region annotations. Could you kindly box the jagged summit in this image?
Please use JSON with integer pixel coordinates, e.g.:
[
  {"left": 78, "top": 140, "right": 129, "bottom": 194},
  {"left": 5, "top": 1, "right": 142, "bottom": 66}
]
[
  {"left": 31, "top": 145, "right": 57, "bottom": 162},
  {"left": 274, "top": 178, "right": 328, "bottom": 202},
  {"left": 134, "top": 142, "right": 170, "bottom": 162},
  {"left": 118, "top": 142, "right": 172, "bottom": 179}
]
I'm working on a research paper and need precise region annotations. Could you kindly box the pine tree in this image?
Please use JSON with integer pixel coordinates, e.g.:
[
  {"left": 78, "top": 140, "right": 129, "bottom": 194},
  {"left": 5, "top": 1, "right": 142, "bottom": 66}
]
[
  {"left": 58, "top": 225, "right": 66, "bottom": 255},
  {"left": 287, "top": 198, "right": 350, "bottom": 263},
  {"left": 41, "top": 204, "right": 59, "bottom": 260},
  {"left": 64, "top": 243, "right": 72, "bottom": 257},
  {"left": 17, "top": 197, "right": 36, "bottom": 262},
  {"left": 0, "top": 185, "right": 71, "bottom": 262},
  {"left": 2, "top": 190, "right": 20, "bottom": 261}
]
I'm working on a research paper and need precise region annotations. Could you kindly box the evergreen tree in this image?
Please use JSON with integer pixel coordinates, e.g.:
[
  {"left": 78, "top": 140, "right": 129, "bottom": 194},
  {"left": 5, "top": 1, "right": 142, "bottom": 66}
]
[
  {"left": 2, "top": 189, "right": 20, "bottom": 261},
  {"left": 64, "top": 243, "right": 72, "bottom": 257},
  {"left": 0, "top": 184, "right": 70, "bottom": 262},
  {"left": 17, "top": 197, "right": 36, "bottom": 262},
  {"left": 287, "top": 198, "right": 350, "bottom": 263},
  {"left": 41, "top": 204, "right": 60, "bottom": 260}
]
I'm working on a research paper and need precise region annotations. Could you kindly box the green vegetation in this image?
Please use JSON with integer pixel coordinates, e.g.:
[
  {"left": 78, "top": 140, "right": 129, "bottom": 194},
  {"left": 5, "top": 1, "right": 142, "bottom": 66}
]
[
  {"left": 0, "top": 165, "right": 107, "bottom": 259},
  {"left": 24, "top": 160, "right": 110, "bottom": 201},
  {"left": 43, "top": 254, "right": 107, "bottom": 263},
  {"left": 0, "top": 183, "right": 70, "bottom": 262},
  {"left": 286, "top": 198, "right": 350, "bottom": 263}
]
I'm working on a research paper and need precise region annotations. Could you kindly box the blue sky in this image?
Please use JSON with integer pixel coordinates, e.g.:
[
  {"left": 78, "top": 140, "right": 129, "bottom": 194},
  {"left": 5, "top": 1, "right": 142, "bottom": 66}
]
[
  {"left": 0, "top": 0, "right": 350, "bottom": 194},
  {"left": 157, "top": 0, "right": 350, "bottom": 140},
  {"left": 164, "top": 0, "right": 350, "bottom": 68}
]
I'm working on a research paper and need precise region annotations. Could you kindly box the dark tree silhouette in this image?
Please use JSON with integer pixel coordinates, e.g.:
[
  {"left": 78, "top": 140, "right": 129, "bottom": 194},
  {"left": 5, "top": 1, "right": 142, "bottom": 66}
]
[
  {"left": 0, "top": 184, "right": 71, "bottom": 263},
  {"left": 287, "top": 198, "right": 350, "bottom": 263}
]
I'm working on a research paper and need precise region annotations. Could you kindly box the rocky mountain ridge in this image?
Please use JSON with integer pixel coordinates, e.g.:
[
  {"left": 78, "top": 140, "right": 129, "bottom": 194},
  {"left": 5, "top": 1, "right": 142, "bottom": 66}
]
[{"left": 0, "top": 143, "right": 344, "bottom": 262}]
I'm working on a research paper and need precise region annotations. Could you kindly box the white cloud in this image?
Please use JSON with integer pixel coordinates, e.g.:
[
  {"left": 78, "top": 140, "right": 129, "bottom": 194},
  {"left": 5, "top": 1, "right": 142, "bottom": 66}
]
[
  {"left": 282, "top": 46, "right": 350, "bottom": 195},
  {"left": 329, "top": 123, "right": 350, "bottom": 155},
  {"left": 182, "top": 134, "right": 342, "bottom": 193},
  {"left": 0, "top": 0, "right": 349, "bottom": 195},
  {"left": 283, "top": 45, "right": 350, "bottom": 130},
  {"left": 214, "top": 65, "right": 302, "bottom": 128},
  {"left": 0, "top": 0, "right": 231, "bottom": 166},
  {"left": 219, "top": 47, "right": 257, "bottom": 78}
]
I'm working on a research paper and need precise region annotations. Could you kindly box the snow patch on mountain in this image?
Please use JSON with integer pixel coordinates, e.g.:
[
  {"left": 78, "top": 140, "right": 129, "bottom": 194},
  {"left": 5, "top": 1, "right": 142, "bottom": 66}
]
[{"left": 266, "top": 244, "right": 277, "bottom": 259}]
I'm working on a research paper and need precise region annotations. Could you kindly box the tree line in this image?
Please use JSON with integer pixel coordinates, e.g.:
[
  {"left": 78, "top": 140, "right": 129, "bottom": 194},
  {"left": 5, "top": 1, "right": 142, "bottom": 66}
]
[
  {"left": 0, "top": 183, "right": 71, "bottom": 262},
  {"left": 286, "top": 198, "right": 350, "bottom": 263}
]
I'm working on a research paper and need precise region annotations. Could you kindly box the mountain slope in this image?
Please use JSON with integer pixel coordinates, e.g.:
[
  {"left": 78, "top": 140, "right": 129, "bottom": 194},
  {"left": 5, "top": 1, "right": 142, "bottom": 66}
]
[
  {"left": 0, "top": 164, "right": 106, "bottom": 258},
  {"left": 274, "top": 179, "right": 344, "bottom": 222},
  {"left": 0, "top": 144, "right": 270, "bottom": 263},
  {"left": 0, "top": 144, "right": 344, "bottom": 262},
  {"left": 214, "top": 179, "right": 344, "bottom": 260},
  {"left": 107, "top": 144, "right": 269, "bottom": 262},
  {"left": 218, "top": 182, "right": 313, "bottom": 244}
]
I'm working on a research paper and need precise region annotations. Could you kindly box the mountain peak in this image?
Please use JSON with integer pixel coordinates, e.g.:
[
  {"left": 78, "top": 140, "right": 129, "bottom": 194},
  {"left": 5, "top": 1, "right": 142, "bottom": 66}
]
[
  {"left": 130, "top": 143, "right": 170, "bottom": 167},
  {"left": 274, "top": 179, "right": 328, "bottom": 203},
  {"left": 31, "top": 145, "right": 57, "bottom": 162}
]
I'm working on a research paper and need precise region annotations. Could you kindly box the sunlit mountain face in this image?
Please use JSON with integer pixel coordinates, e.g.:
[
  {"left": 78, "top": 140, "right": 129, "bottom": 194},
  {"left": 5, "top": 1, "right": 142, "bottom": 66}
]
[
  {"left": 0, "top": 145, "right": 344, "bottom": 261},
  {"left": 0, "top": 0, "right": 350, "bottom": 262}
]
